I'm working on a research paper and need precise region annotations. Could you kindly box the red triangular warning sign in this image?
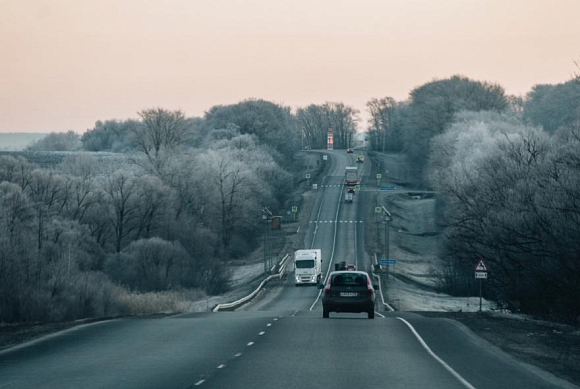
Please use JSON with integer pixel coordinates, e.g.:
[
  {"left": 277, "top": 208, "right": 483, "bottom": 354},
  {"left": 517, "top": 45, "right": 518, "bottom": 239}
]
[{"left": 475, "top": 260, "right": 487, "bottom": 272}]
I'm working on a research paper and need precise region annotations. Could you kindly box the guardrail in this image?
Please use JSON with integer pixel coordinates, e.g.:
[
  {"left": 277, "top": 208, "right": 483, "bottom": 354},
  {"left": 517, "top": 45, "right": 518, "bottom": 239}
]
[
  {"left": 372, "top": 253, "right": 395, "bottom": 312},
  {"left": 213, "top": 253, "right": 291, "bottom": 312}
]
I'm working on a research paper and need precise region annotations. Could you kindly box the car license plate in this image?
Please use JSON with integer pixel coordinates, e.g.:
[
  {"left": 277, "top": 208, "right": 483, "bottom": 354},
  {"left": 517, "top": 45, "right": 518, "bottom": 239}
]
[{"left": 340, "top": 292, "right": 358, "bottom": 297}]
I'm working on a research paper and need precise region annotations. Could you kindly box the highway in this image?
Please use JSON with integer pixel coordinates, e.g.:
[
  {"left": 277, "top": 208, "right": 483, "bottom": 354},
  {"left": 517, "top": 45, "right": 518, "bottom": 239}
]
[{"left": 0, "top": 150, "right": 572, "bottom": 389}]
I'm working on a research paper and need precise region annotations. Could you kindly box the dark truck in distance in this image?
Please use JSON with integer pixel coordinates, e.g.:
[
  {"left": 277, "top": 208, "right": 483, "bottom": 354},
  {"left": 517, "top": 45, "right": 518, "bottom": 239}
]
[{"left": 334, "top": 261, "right": 347, "bottom": 271}]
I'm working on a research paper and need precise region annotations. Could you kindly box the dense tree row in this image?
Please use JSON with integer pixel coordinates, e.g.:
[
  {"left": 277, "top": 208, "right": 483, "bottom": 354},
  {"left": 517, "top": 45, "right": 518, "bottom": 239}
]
[
  {"left": 368, "top": 75, "right": 580, "bottom": 323},
  {"left": 26, "top": 130, "right": 82, "bottom": 152},
  {"left": 0, "top": 100, "right": 301, "bottom": 323},
  {"left": 296, "top": 102, "right": 358, "bottom": 150},
  {"left": 367, "top": 75, "right": 508, "bottom": 173}
]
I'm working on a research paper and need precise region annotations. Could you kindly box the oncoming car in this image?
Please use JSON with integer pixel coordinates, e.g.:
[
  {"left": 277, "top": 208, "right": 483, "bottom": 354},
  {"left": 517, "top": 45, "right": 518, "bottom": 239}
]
[
  {"left": 347, "top": 148, "right": 353, "bottom": 153},
  {"left": 318, "top": 271, "right": 378, "bottom": 319}
]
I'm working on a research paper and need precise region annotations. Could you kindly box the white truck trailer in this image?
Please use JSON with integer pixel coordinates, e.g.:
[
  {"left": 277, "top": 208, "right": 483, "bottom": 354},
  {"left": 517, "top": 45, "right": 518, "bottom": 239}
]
[
  {"left": 294, "top": 249, "right": 322, "bottom": 285},
  {"left": 344, "top": 166, "right": 359, "bottom": 186}
]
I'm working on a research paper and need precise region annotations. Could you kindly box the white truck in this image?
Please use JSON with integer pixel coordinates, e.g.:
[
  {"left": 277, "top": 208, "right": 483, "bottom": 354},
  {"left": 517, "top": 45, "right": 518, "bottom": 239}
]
[
  {"left": 294, "top": 249, "right": 322, "bottom": 285},
  {"left": 345, "top": 166, "right": 359, "bottom": 186}
]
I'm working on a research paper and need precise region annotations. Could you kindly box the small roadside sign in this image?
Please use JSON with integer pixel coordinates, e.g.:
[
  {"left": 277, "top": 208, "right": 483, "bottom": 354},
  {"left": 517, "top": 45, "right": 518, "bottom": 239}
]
[
  {"left": 376, "top": 174, "right": 382, "bottom": 179},
  {"left": 305, "top": 173, "right": 311, "bottom": 179},
  {"left": 312, "top": 184, "right": 317, "bottom": 190},
  {"left": 291, "top": 206, "right": 298, "bottom": 213},
  {"left": 374, "top": 207, "right": 381, "bottom": 214},
  {"left": 380, "top": 259, "right": 396, "bottom": 265},
  {"left": 475, "top": 259, "right": 488, "bottom": 312},
  {"left": 323, "top": 155, "right": 328, "bottom": 160}
]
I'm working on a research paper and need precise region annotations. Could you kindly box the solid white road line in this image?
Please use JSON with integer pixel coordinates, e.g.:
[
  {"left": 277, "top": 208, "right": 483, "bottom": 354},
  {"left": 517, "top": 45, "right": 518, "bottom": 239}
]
[
  {"left": 375, "top": 311, "right": 385, "bottom": 318},
  {"left": 397, "top": 318, "right": 477, "bottom": 389}
]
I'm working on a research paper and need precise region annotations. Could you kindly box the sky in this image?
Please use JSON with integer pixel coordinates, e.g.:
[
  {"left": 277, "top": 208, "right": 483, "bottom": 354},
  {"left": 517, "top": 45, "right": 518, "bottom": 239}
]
[{"left": 1, "top": 0, "right": 579, "bottom": 133}]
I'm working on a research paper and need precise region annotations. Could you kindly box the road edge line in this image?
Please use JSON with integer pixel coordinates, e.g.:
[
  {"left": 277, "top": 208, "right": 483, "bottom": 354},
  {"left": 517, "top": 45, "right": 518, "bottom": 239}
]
[{"left": 397, "top": 317, "right": 477, "bottom": 389}]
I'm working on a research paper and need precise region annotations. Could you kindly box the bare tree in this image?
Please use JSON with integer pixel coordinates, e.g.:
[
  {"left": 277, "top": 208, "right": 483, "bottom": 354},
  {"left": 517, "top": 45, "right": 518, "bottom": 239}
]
[
  {"left": 367, "top": 97, "right": 396, "bottom": 152},
  {"left": 131, "top": 108, "right": 188, "bottom": 174},
  {"left": 101, "top": 170, "right": 141, "bottom": 253}
]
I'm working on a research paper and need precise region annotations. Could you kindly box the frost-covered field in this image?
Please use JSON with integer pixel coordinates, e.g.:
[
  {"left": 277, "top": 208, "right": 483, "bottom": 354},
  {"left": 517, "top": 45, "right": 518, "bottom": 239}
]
[{"left": 383, "top": 274, "right": 494, "bottom": 312}]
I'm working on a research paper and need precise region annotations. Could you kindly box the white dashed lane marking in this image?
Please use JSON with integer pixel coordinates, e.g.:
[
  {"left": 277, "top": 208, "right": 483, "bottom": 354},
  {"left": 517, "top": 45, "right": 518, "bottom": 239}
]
[
  {"left": 247, "top": 342, "right": 254, "bottom": 346},
  {"left": 194, "top": 380, "right": 205, "bottom": 386},
  {"left": 310, "top": 220, "right": 363, "bottom": 223},
  {"left": 217, "top": 364, "right": 225, "bottom": 369},
  {"left": 259, "top": 331, "right": 265, "bottom": 336},
  {"left": 266, "top": 323, "right": 272, "bottom": 327},
  {"left": 234, "top": 353, "right": 242, "bottom": 357}
]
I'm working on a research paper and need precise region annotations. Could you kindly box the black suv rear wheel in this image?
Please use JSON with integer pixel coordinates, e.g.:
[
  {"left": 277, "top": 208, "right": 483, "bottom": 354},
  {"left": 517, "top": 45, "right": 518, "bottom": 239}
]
[{"left": 368, "top": 310, "right": 375, "bottom": 319}]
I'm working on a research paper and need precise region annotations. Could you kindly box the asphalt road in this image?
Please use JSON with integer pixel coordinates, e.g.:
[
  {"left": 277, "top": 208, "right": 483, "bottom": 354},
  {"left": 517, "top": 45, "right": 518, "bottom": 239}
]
[{"left": 0, "top": 150, "right": 573, "bottom": 389}]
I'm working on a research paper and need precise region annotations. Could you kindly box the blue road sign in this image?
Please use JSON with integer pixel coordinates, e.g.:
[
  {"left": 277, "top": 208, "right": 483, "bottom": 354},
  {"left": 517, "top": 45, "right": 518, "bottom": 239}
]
[
  {"left": 380, "top": 186, "right": 398, "bottom": 191},
  {"left": 380, "top": 259, "right": 397, "bottom": 265}
]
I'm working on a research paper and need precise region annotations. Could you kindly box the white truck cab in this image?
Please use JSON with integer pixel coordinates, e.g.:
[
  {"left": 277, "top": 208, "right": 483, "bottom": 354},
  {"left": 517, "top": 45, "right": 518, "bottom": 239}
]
[{"left": 294, "top": 249, "right": 322, "bottom": 285}]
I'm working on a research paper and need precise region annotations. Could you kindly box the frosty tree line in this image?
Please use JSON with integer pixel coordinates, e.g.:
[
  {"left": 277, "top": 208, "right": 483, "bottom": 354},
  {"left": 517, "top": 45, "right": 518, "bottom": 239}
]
[{"left": 2, "top": 74, "right": 579, "bottom": 324}]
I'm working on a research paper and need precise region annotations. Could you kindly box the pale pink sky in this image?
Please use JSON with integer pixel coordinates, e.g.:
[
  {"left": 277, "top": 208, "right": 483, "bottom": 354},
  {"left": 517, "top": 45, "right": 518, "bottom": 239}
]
[{"left": 1, "top": 0, "right": 579, "bottom": 133}]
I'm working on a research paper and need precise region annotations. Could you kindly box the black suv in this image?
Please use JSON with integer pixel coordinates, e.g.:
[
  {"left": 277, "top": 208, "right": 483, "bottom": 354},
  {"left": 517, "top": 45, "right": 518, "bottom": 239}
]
[{"left": 318, "top": 271, "right": 378, "bottom": 319}]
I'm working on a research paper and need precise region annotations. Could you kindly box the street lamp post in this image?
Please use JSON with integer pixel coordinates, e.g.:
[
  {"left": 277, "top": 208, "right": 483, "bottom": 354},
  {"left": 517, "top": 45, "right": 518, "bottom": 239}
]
[
  {"left": 382, "top": 206, "right": 392, "bottom": 273},
  {"left": 384, "top": 215, "right": 390, "bottom": 274},
  {"left": 262, "top": 207, "right": 273, "bottom": 274},
  {"left": 263, "top": 214, "right": 268, "bottom": 274}
]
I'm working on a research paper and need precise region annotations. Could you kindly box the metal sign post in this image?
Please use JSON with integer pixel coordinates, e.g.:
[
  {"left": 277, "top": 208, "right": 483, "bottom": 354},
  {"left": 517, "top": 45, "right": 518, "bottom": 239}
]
[
  {"left": 376, "top": 173, "right": 381, "bottom": 186},
  {"left": 305, "top": 173, "right": 310, "bottom": 187},
  {"left": 291, "top": 206, "right": 298, "bottom": 222},
  {"left": 475, "top": 260, "right": 488, "bottom": 312}
]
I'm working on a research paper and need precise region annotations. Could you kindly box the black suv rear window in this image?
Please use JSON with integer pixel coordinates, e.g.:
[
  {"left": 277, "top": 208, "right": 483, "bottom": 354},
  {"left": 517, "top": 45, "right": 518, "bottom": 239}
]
[{"left": 331, "top": 273, "right": 367, "bottom": 286}]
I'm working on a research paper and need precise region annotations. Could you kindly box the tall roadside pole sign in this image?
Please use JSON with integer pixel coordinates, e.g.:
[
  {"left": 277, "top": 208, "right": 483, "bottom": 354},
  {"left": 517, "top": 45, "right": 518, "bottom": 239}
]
[
  {"left": 305, "top": 173, "right": 311, "bottom": 187},
  {"left": 291, "top": 206, "right": 298, "bottom": 222},
  {"left": 475, "top": 259, "right": 488, "bottom": 312},
  {"left": 327, "top": 127, "right": 334, "bottom": 150},
  {"left": 376, "top": 173, "right": 381, "bottom": 186}
]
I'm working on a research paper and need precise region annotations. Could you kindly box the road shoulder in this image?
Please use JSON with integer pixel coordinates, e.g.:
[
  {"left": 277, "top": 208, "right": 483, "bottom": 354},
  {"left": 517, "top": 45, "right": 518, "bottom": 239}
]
[{"left": 416, "top": 311, "right": 580, "bottom": 388}]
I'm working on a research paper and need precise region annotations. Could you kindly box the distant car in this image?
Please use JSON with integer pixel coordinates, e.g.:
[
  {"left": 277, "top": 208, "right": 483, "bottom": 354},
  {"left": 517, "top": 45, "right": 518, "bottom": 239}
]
[
  {"left": 346, "top": 264, "right": 357, "bottom": 271},
  {"left": 347, "top": 187, "right": 355, "bottom": 194},
  {"left": 318, "top": 271, "right": 377, "bottom": 319},
  {"left": 347, "top": 148, "right": 353, "bottom": 153},
  {"left": 305, "top": 146, "right": 312, "bottom": 150},
  {"left": 356, "top": 156, "right": 364, "bottom": 163}
]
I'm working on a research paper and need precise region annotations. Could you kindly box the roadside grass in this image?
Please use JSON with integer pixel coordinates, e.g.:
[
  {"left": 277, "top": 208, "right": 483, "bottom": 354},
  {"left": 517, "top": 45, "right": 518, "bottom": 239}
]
[{"left": 114, "top": 288, "right": 207, "bottom": 316}]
